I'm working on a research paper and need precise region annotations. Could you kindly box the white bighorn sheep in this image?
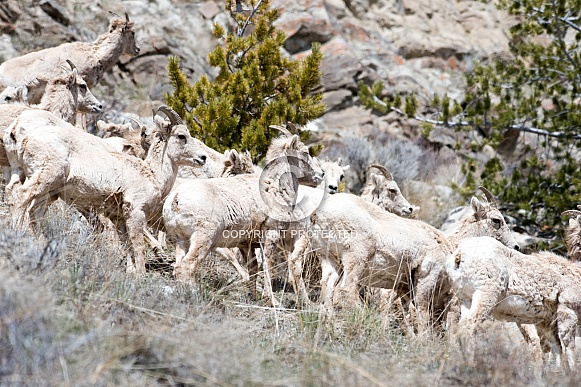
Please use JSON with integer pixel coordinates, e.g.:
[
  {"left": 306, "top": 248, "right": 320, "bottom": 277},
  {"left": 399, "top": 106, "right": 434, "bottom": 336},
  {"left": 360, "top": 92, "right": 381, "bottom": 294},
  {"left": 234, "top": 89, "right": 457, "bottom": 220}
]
[
  {"left": 0, "top": 15, "right": 139, "bottom": 104},
  {"left": 162, "top": 123, "right": 324, "bottom": 296},
  {"left": 446, "top": 235, "right": 581, "bottom": 371},
  {"left": 7, "top": 106, "right": 207, "bottom": 275},
  {"left": 280, "top": 163, "right": 416, "bottom": 304},
  {"left": 511, "top": 208, "right": 581, "bottom": 362},
  {"left": 0, "top": 61, "right": 102, "bottom": 183},
  {"left": 293, "top": 186, "right": 518, "bottom": 327},
  {"left": 260, "top": 156, "right": 351, "bottom": 303}
]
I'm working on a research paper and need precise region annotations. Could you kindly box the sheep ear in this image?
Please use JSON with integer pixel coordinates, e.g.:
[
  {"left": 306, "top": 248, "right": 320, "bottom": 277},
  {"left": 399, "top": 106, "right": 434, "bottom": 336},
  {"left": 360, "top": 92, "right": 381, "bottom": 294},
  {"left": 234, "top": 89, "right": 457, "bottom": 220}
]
[
  {"left": 285, "top": 135, "right": 299, "bottom": 149},
  {"left": 471, "top": 196, "right": 485, "bottom": 219},
  {"left": 570, "top": 218, "right": 578, "bottom": 228},
  {"left": 229, "top": 149, "right": 239, "bottom": 163},
  {"left": 96, "top": 120, "right": 106, "bottom": 130},
  {"left": 342, "top": 165, "right": 350, "bottom": 171},
  {"left": 223, "top": 151, "right": 233, "bottom": 167}
]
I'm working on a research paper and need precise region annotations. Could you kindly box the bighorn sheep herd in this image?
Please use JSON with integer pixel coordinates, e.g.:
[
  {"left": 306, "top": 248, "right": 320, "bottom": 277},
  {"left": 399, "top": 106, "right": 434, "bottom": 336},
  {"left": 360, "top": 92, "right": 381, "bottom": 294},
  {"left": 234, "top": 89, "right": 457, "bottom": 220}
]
[{"left": 3, "top": 13, "right": 581, "bottom": 372}]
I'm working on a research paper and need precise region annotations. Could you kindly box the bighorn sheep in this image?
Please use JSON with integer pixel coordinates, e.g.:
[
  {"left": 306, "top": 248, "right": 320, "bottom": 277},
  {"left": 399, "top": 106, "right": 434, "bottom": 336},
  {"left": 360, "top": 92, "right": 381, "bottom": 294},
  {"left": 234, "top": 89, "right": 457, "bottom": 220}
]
[
  {"left": 0, "top": 15, "right": 139, "bottom": 104},
  {"left": 0, "top": 61, "right": 102, "bottom": 183},
  {"left": 260, "top": 157, "right": 351, "bottom": 303},
  {"left": 7, "top": 106, "right": 207, "bottom": 275},
  {"left": 162, "top": 123, "right": 324, "bottom": 296},
  {"left": 446, "top": 235, "right": 581, "bottom": 371},
  {"left": 294, "top": 186, "right": 518, "bottom": 328},
  {"left": 280, "top": 163, "right": 416, "bottom": 304}
]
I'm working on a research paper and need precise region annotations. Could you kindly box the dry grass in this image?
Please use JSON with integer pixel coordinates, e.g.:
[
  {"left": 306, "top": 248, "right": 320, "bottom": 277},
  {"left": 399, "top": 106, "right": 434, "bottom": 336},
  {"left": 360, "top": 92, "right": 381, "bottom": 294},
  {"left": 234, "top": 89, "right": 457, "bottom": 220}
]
[{"left": 1, "top": 202, "right": 581, "bottom": 386}]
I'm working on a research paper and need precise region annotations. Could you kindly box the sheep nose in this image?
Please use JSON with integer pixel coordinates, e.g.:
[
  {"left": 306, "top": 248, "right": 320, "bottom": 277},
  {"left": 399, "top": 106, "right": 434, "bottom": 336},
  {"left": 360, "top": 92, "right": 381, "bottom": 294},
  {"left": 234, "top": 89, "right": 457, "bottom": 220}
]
[
  {"left": 514, "top": 244, "right": 520, "bottom": 251},
  {"left": 409, "top": 207, "right": 414, "bottom": 213},
  {"left": 200, "top": 155, "right": 207, "bottom": 161},
  {"left": 328, "top": 185, "right": 337, "bottom": 192},
  {"left": 98, "top": 104, "right": 103, "bottom": 110}
]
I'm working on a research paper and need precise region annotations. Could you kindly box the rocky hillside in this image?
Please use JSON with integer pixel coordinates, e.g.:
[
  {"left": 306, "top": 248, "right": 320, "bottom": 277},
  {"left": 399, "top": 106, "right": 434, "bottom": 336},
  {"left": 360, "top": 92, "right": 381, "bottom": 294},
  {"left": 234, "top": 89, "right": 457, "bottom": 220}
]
[
  {"left": 0, "top": 0, "right": 513, "bottom": 223},
  {"left": 0, "top": 0, "right": 511, "bottom": 125}
]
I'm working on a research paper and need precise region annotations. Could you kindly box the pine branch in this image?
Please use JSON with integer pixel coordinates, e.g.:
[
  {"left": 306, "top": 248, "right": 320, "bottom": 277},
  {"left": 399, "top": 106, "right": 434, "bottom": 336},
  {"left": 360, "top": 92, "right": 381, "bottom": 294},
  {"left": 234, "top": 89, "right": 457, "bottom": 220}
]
[{"left": 384, "top": 98, "right": 581, "bottom": 140}]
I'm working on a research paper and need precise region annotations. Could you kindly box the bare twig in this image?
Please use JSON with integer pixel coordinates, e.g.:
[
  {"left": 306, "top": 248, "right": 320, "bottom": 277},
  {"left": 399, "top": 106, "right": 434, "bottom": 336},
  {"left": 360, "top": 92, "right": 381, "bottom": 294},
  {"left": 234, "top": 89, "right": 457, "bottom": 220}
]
[{"left": 237, "top": 0, "right": 263, "bottom": 37}]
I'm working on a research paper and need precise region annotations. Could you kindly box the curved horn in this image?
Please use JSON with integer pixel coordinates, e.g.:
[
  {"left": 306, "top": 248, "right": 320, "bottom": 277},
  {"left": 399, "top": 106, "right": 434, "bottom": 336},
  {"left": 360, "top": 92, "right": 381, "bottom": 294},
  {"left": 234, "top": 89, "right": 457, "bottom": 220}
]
[
  {"left": 65, "top": 59, "right": 77, "bottom": 71},
  {"left": 369, "top": 164, "right": 393, "bottom": 180},
  {"left": 479, "top": 186, "right": 497, "bottom": 208},
  {"left": 128, "top": 117, "right": 145, "bottom": 129},
  {"left": 269, "top": 124, "right": 292, "bottom": 137},
  {"left": 562, "top": 210, "right": 581, "bottom": 217},
  {"left": 286, "top": 122, "right": 300, "bottom": 135},
  {"left": 157, "top": 105, "right": 183, "bottom": 126}
]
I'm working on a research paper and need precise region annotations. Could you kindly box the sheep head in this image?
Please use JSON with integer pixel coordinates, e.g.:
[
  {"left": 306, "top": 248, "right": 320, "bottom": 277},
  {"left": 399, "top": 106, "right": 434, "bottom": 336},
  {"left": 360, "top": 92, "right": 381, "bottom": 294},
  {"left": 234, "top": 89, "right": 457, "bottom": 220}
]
[
  {"left": 109, "top": 15, "right": 140, "bottom": 56},
  {"left": 153, "top": 105, "right": 207, "bottom": 167},
  {"left": 0, "top": 85, "right": 28, "bottom": 104},
  {"left": 360, "top": 164, "right": 414, "bottom": 216},
  {"left": 222, "top": 149, "right": 255, "bottom": 177},
  {"left": 64, "top": 59, "right": 102, "bottom": 114},
  {"left": 562, "top": 207, "right": 581, "bottom": 262},
  {"left": 320, "top": 158, "right": 350, "bottom": 195},
  {"left": 465, "top": 186, "right": 520, "bottom": 250},
  {"left": 267, "top": 122, "right": 324, "bottom": 187}
]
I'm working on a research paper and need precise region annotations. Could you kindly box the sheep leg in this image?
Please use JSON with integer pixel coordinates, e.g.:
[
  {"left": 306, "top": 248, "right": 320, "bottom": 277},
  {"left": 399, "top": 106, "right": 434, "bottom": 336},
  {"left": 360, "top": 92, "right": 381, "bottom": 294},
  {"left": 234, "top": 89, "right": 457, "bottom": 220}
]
[
  {"left": 516, "top": 323, "right": 545, "bottom": 361},
  {"left": 454, "top": 288, "right": 499, "bottom": 339},
  {"left": 240, "top": 246, "right": 259, "bottom": 299},
  {"left": 260, "top": 236, "right": 278, "bottom": 304},
  {"left": 174, "top": 240, "right": 188, "bottom": 268},
  {"left": 413, "top": 268, "right": 444, "bottom": 331},
  {"left": 215, "top": 248, "right": 249, "bottom": 281},
  {"left": 557, "top": 304, "right": 577, "bottom": 372},
  {"left": 124, "top": 206, "right": 147, "bottom": 275},
  {"left": 157, "top": 230, "right": 167, "bottom": 249},
  {"left": 175, "top": 233, "right": 213, "bottom": 283},
  {"left": 334, "top": 250, "right": 370, "bottom": 310},
  {"left": 288, "top": 235, "right": 312, "bottom": 303},
  {"left": 8, "top": 167, "right": 59, "bottom": 229},
  {"left": 320, "top": 256, "right": 340, "bottom": 311},
  {"left": 144, "top": 227, "right": 164, "bottom": 252},
  {"left": 536, "top": 321, "right": 564, "bottom": 371}
]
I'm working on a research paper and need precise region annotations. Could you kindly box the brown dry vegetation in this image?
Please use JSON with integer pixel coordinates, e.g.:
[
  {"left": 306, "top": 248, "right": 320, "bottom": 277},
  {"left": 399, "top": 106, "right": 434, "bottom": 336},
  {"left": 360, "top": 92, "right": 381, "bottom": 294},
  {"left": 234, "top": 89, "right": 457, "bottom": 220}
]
[{"left": 1, "top": 196, "right": 581, "bottom": 386}]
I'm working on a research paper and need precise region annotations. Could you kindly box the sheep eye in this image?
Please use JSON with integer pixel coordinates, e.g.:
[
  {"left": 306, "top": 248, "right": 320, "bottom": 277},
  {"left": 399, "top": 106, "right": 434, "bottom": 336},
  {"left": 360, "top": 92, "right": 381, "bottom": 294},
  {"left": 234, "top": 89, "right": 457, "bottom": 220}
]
[
  {"left": 80, "top": 84, "right": 87, "bottom": 91},
  {"left": 389, "top": 189, "right": 397, "bottom": 194},
  {"left": 340, "top": 175, "right": 344, "bottom": 181},
  {"left": 4, "top": 96, "right": 10, "bottom": 101},
  {"left": 177, "top": 134, "right": 186, "bottom": 140}
]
